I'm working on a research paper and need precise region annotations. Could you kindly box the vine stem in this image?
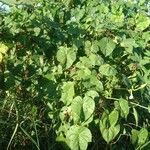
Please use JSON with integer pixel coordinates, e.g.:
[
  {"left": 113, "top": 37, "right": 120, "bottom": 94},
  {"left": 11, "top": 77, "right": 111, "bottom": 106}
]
[
  {"left": 106, "top": 97, "right": 149, "bottom": 110},
  {"left": 6, "top": 99, "right": 19, "bottom": 150},
  {"left": 130, "top": 102, "right": 148, "bottom": 110}
]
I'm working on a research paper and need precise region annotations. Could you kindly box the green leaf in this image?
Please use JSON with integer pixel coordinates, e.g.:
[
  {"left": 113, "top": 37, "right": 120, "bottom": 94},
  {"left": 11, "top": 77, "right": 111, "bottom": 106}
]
[
  {"left": 83, "top": 96, "right": 95, "bottom": 124},
  {"left": 99, "top": 64, "right": 117, "bottom": 76},
  {"left": 57, "top": 46, "right": 67, "bottom": 65},
  {"left": 120, "top": 38, "right": 138, "bottom": 53},
  {"left": 119, "top": 99, "right": 129, "bottom": 119},
  {"left": 100, "top": 110, "right": 120, "bottom": 143},
  {"left": 76, "top": 67, "right": 91, "bottom": 80},
  {"left": 133, "top": 107, "right": 138, "bottom": 126},
  {"left": 136, "top": 13, "right": 150, "bottom": 31},
  {"left": 100, "top": 124, "right": 120, "bottom": 144},
  {"left": 109, "top": 110, "right": 119, "bottom": 126},
  {"left": 138, "top": 128, "right": 148, "bottom": 146},
  {"left": 34, "top": 27, "right": 41, "bottom": 36},
  {"left": 66, "top": 48, "right": 76, "bottom": 69},
  {"left": 99, "top": 37, "right": 116, "bottom": 57},
  {"left": 89, "top": 53, "right": 103, "bottom": 66},
  {"left": 85, "top": 90, "right": 99, "bottom": 99},
  {"left": 85, "top": 40, "right": 92, "bottom": 55},
  {"left": 57, "top": 46, "right": 76, "bottom": 69},
  {"left": 66, "top": 126, "right": 92, "bottom": 150},
  {"left": 101, "top": 128, "right": 113, "bottom": 144},
  {"left": 61, "top": 82, "right": 75, "bottom": 105},
  {"left": 91, "top": 40, "right": 100, "bottom": 53},
  {"left": 142, "top": 31, "right": 150, "bottom": 43},
  {"left": 89, "top": 75, "right": 104, "bottom": 92},
  {"left": 71, "top": 96, "right": 83, "bottom": 123},
  {"left": 131, "top": 129, "right": 139, "bottom": 145}
]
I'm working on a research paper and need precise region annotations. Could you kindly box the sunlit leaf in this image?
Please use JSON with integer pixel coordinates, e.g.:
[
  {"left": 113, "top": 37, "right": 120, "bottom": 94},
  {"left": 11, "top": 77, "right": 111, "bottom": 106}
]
[
  {"left": 119, "top": 99, "right": 129, "bottom": 119},
  {"left": 83, "top": 96, "right": 95, "bottom": 124},
  {"left": 61, "top": 82, "right": 75, "bottom": 105},
  {"left": 138, "top": 128, "right": 148, "bottom": 146},
  {"left": 66, "top": 126, "right": 92, "bottom": 150}
]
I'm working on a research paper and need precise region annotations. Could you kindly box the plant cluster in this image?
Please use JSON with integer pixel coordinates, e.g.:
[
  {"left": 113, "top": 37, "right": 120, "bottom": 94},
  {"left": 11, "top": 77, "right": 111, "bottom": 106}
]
[{"left": 0, "top": 0, "right": 150, "bottom": 149}]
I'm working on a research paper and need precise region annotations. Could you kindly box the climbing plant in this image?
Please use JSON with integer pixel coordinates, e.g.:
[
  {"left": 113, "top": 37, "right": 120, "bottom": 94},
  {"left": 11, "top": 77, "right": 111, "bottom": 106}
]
[{"left": 0, "top": 0, "right": 150, "bottom": 149}]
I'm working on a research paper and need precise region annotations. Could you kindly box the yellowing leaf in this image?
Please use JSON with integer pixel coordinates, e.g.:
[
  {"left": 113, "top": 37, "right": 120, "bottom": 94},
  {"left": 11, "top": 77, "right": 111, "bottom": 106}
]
[
  {"left": 0, "top": 53, "right": 2, "bottom": 62},
  {"left": 0, "top": 43, "right": 8, "bottom": 54}
]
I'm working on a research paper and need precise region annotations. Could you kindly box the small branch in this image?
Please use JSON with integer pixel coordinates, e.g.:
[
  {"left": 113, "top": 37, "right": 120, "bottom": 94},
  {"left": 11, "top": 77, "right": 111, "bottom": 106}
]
[
  {"left": 6, "top": 100, "right": 19, "bottom": 150},
  {"left": 106, "top": 97, "right": 149, "bottom": 110},
  {"left": 130, "top": 102, "right": 148, "bottom": 110},
  {"left": 6, "top": 123, "right": 19, "bottom": 150}
]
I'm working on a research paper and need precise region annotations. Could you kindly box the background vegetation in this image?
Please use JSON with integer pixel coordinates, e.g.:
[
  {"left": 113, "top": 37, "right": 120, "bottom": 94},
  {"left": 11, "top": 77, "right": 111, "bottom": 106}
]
[{"left": 0, "top": 0, "right": 150, "bottom": 149}]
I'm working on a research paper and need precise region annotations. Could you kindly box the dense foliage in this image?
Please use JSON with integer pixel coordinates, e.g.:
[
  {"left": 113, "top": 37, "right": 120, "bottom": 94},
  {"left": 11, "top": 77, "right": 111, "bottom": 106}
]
[{"left": 0, "top": 0, "right": 150, "bottom": 149}]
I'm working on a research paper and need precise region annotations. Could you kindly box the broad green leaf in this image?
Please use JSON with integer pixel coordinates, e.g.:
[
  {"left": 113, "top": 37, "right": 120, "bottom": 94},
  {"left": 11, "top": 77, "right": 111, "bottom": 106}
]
[
  {"left": 80, "top": 56, "right": 92, "bottom": 68},
  {"left": 109, "top": 110, "right": 119, "bottom": 126},
  {"left": 57, "top": 46, "right": 76, "bottom": 69},
  {"left": 120, "top": 38, "right": 138, "bottom": 53},
  {"left": 85, "top": 90, "right": 99, "bottom": 99},
  {"left": 99, "top": 64, "right": 117, "bottom": 76},
  {"left": 89, "top": 75, "right": 104, "bottom": 92},
  {"left": 121, "top": 38, "right": 137, "bottom": 48},
  {"left": 100, "top": 112, "right": 108, "bottom": 133},
  {"left": 73, "top": 7, "right": 85, "bottom": 22},
  {"left": 110, "top": 13, "right": 124, "bottom": 25},
  {"left": 71, "top": 96, "right": 83, "bottom": 123},
  {"left": 101, "top": 128, "right": 113, "bottom": 144},
  {"left": 131, "top": 129, "right": 139, "bottom": 145},
  {"left": 66, "top": 126, "right": 92, "bottom": 150},
  {"left": 89, "top": 53, "right": 103, "bottom": 66},
  {"left": 136, "top": 13, "right": 150, "bottom": 31},
  {"left": 100, "top": 110, "right": 120, "bottom": 143},
  {"left": 57, "top": 46, "right": 67, "bottom": 65},
  {"left": 83, "top": 96, "right": 95, "bottom": 124},
  {"left": 142, "top": 31, "right": 150, "bottom": 43},
  {"left": 99, "top": 37, "right": 116, "bottom": 57},
  {"left": 138, "top": 128, "right": 148, "bottom": 146},
  {"left": 91, "top": 41, "right": 99, "bottom": 53},
  {"left": 100, "top": 125, "right": 120, "bottom": 144},
  {"left": 110, "top": 125, "right": 120, "bottom": 141},
  {"left": 61, "top": 82, "right": 75, "bottom": 105},
  {"left": 79, "top": 127, "right": 92, "bottom": 150},
  {"left": 100, "top": 118, "right": 107, "bottom": 134},
  {"left": 76, "top": 67, "right": 91, "bottom": 80},
  {"left": 119, "top": 99, "right": 129, "bottom": 119},
  {"left": 66, "top": 49, "right": 76, "bottom": 69}
]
